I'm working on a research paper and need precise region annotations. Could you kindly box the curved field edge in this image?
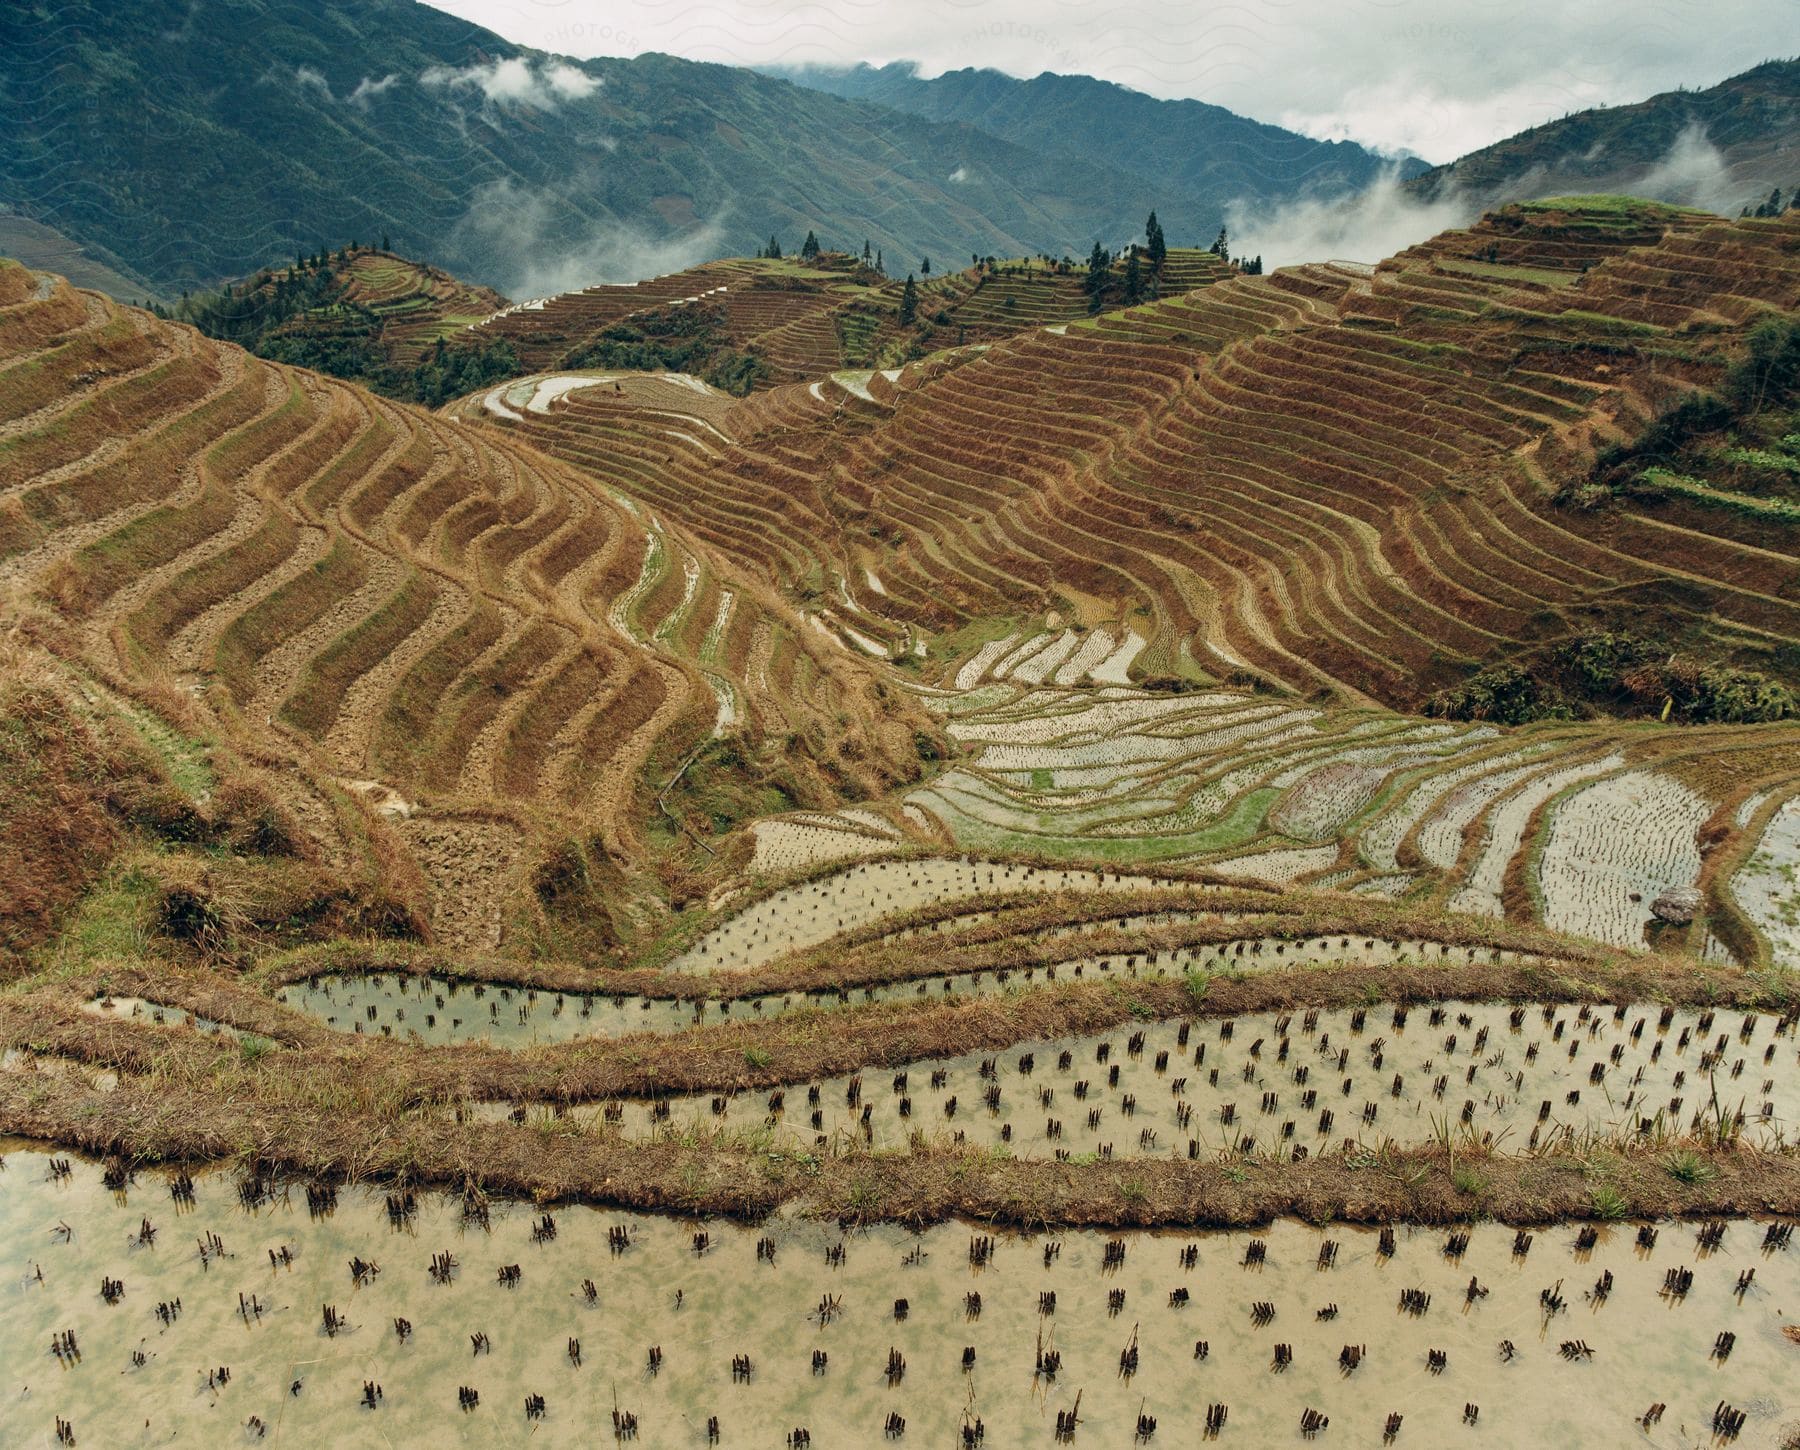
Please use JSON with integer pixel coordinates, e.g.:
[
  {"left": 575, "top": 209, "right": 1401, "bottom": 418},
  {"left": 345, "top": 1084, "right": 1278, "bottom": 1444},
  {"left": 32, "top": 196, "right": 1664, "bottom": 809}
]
[{"left": 5, "top": 948, "right": 1797, "bottom": 1222}]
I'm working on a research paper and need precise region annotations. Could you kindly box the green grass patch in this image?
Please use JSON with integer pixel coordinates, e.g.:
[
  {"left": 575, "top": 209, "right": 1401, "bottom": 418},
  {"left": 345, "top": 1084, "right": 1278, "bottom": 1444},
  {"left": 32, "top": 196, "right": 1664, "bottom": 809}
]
[
  {"left": 1635, "top": 466, "right": 1800, "bottom": 523},
  {"left": 32, "top": 863, "right": 160, "bottom": 978}
]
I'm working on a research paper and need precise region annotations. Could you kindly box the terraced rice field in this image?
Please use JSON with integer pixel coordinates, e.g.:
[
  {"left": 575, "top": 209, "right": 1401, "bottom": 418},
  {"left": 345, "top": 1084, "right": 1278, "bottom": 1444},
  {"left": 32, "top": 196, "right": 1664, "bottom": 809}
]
[
  {"left": 330, "top": 250, "right": 510, "bottom": 365},
  {"left": 1733, "top": 798, "right": 1800, "bottom": 965},
  {"left": 533, "top": 999, "right": 1798, "bottom": 1158},
  {"left": 468, "top": 250, "right": 1232, "bottom": 387},
  {"left": 5, "top": 200, "right": 1800, "bottom": 1444},
  {"left": 279, "top": 968, "right": 1033, "bottom": 1042},
  {"left": 0, "top": 258, "right": 930, "bottom": 950},
  {"left": 667, "top": 860, "right": 1193, "bottom": 972},
  {"left": 478, "top": 206, "right": 1800, "bottom": 724},
  {"left": 757, "top": 676, "right": 1800, "bottom": 966}
]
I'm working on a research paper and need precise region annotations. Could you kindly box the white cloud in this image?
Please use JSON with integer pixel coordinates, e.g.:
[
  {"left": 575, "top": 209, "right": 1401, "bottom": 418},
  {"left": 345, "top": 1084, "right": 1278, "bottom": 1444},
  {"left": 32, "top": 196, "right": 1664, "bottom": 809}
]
[
  {"left": 420, "top": 0, "right": 1786, "bottom": 162},
  {"left": 543, "top": 61, "right": 601, "bottom": 100},
  {"left": 293, "top": 65, "right": 333, "bottom": 102},
  {"left": 1225, "top": 166, "right": 1475, "bottom": 272},
  {"left": 1225, "top": 120, "right": 1757, "bottom": 273},
  {"left": 1627, "top": 122, "right": 1739, "bottom": 211},
  {"left": 347, "top": 73, "right": 401, "bottom": 107},
  {"left": 421, "top": 56, "right": 601, "bottom": 110},
  {"left": 452, "top": 178, "right": 726, "bottom": 298},
  {"left": 947, "top": 165, "right": 969, "bottom": 183}
]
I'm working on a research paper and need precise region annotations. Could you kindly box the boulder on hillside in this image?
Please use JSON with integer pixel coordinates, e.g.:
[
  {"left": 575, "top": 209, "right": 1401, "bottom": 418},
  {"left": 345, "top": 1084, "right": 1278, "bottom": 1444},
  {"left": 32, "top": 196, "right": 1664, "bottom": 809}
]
[{"left": 1650, "top": 885, "right": 1703, "bottom": 925}]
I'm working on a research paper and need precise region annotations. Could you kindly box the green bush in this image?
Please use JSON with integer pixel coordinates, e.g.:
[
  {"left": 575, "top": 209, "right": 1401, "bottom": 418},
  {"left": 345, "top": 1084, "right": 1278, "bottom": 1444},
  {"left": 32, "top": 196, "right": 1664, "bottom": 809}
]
[
  {"left": 1555, "top": 631, "right": 1653, "bottom": 694},
  {"left": 1685, "top": 663, "right": 1796, "bottom": 723},
  {"left": 1426, "top": 663, "right": 1569, "bottom": 724},
  {"left": 1726, "top": 316, "right": 1800, "bottom": 413}
]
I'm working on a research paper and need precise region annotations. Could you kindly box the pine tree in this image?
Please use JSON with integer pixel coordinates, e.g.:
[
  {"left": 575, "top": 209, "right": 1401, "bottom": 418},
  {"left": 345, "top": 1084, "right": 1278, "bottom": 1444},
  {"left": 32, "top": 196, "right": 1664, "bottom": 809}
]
[
  {"left": 1145, "top": 211, "right": 1166, "bottom": 271},
  {"left": 1209, "top": 227, "right": 1229, "bottom": 262},
  {"left": 921, "top": 257, "right": 931, "bottom": 275},
  {"left": 863, "top": 239, "right": 872, "bottom": 263},
  {"left": 381, "top": 234, "right": 390, "bottom": 252},
  {"left": 1123, "top": 249, "right": 1144, "bottom": 305},
  {"left": 875, "top": 249, "right": 883, "bottom": 274},
  {"left": 899, "top": 274, "right": 919, "bottom": 326},
  {"left": 801, "top": 229, "right": 820, "bottom": 260},
  {"left": 767, "top": 234, "right": 782, "bottom": 259},
  {"left": 1084, "top": 242, "right": 1110, "bottom": 313}
]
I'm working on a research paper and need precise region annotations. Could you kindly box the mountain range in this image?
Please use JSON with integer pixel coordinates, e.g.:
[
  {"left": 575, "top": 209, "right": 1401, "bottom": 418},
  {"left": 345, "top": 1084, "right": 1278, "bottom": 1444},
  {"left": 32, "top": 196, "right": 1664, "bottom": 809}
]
[
  {"left": 0, "top": 0, "right": 1404, "bottom": 298},
  {"left": 2, "top": 3, "right": 1796, "bottom": 305},
  {"left": 768, "top": 61, "right": 1425, "bottom": 220}
]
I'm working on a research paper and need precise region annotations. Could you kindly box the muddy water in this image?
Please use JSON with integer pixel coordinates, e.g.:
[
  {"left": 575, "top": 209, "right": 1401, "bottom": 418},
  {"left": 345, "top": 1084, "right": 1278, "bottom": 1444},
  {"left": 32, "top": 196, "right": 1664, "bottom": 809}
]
[
  {"left": 281, "top": 968, "right": 1057, "bottom": 1046},
  {"left": 3, "top": 1144, "right": 1797, "bottom": 1446},
  {"left": 82, "top": 996, "right": 255, "bottom": 1043},
  {"left": 285, "top": 936, "right": 1540, "bottom": 1046},
  {"left": 597, "top": 1002, "right": 1800, "bottom": 1159}
]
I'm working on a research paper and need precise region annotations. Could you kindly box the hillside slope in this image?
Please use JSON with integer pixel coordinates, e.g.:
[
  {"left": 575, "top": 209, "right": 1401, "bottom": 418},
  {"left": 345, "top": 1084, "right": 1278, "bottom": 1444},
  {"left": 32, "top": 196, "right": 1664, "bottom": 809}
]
[
  {"left": 164, "top": 245, "right": 516, "bottom": 404},
  {"left": 3, "top": 0, "right": 1228, "bottom": 297},
  {"left": 776, "top": 62, "right": 1423, "bottom": 232},
  {"left": 469, "top": 201, "right": 1800, "bottom": 719},
  {"left": 1405, "top": 60, "right": 1800, "bottom": 211},
  {"left": 469, "top": 246, "right": 1235, "bottom": 383},
  {"left": 0, "top": 257, "right": 937, "bottom": 954},
  {"left": 0, "top": 212, "right": 162, "bottom": 305}
]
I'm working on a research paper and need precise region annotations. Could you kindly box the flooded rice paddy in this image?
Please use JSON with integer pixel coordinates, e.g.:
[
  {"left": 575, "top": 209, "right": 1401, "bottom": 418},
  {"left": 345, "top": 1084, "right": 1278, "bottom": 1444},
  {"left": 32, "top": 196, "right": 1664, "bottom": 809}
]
[
  {"left": 481, "top": 1003, "right": 1800, "bottom": 1160},
  {"left": 3, "top": 1144, "right": 1797, "bottom": 1446},
  {"left": 278, "top": 937, "right": 1542, "bottom": 1046}
]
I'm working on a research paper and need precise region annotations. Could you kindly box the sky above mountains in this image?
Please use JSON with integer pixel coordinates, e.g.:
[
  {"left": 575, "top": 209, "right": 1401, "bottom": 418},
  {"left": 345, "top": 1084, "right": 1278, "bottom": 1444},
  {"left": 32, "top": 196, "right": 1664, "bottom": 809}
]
[{"left": 422, "top": 0, "right": 1790, "bottom": 161}]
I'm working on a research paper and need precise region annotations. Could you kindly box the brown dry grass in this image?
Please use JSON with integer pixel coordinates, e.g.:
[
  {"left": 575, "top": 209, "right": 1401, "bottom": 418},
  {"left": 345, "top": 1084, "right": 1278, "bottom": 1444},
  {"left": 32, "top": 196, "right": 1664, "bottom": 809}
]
[
  {"left": 8, "top": 946, "right": 1791, "bottom": 1128},
  {"left": 0, "top": 641, "right": 167, "bottom": 968},
  {"left": 5, "top": 1055, "right": 1797, "bottom": 1230}
]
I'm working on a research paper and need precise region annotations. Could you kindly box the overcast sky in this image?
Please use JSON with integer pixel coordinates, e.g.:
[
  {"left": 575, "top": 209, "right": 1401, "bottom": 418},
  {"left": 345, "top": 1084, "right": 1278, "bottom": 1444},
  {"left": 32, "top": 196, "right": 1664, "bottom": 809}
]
[{"left": 420, "top": 0, "right": 1789, "bottom": 162}]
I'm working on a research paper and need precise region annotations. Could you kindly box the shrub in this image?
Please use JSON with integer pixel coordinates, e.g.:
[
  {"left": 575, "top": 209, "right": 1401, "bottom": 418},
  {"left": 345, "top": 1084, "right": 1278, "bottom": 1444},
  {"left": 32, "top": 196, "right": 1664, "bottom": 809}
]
[
  {"left": 1586, "top": 391, "right": 1732, "bottom": 487},
  {"left": 1631, "top": 658, "right": 1798, "bottom": 723},
  {"left": 1688, "top": 664, "right": 1797, "bottom": 722},
  {"left": 1426, "top": 663, "right": 1568, "bottom": 724},
  {"left": 1555, "top": 631, "right": 1653, "bottom": 695},
  {"left": 1726, "top": 316, "right": 1800, "bottom": 413}
]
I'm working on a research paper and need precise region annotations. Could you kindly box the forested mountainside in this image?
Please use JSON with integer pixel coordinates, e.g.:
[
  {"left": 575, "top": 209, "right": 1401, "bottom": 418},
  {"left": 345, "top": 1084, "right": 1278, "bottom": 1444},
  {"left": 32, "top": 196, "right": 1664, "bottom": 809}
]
[
  {"left": 3, "top": 0, "right": 1304, "bottom": 297},
  {"left": 772, "top": 62, "right": 1419, "bottom": 236},
  {"left": 1405, "top": 60, "right": 1800, "bottom": 211}
]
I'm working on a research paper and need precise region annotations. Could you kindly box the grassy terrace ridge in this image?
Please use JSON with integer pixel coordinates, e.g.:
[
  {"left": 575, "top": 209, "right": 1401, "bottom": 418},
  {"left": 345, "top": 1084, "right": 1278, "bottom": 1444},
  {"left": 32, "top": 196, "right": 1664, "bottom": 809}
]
[
  {"left": 1514, "top": 194, "right": 1713, "bottom": 218},
  {"left": 4, "top": 947, "right": 1798, "bottom": 1225}
]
